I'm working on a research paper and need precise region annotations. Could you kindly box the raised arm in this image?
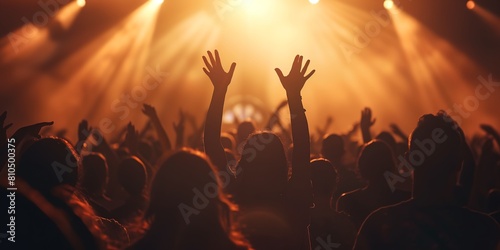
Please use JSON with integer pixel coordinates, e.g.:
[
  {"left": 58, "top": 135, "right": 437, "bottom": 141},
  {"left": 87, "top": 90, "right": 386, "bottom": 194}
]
[
  {"left": 360, "top": 107, "right": 376, "bottom": 143},
  {"left": 480, "top": 124, "right": 500, "bottom": 148},
  {"left": 390, "top": 123, "right": 408, "bottom": 144},
  {"left": 202, "top": 50, "right": 236, "bottom": 171},
  {"left": 0, "top": 112, "right": 13, "bottom": 172},
  {"left": 173, "top": 109, "right": 186, "bottom": 149},
  {"left": 275, "top": 55, "right": 314, "bottom": 185},
  {"left": 142, "top": 104, "right": 172, "bottom": 151}
]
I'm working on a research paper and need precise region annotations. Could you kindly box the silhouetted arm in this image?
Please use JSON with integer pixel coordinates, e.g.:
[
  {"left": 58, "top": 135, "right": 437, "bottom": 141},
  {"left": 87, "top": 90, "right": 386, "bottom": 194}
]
[
  {"left": 480, "top": 124, "right": 500, "bottom": 148},
  {"left": 202, "top": 50, "right": 236, "bottom": 171},
  {"left": 142, "top": 104, "right": 172, "bottom": 151},
  {"left": 264, "top": 100, "right": 287, "bottom": 130},
  {"left": 360, "top": 107, "right": 375, "bottom": 143},
  {"left": 173, "top": 109, "right": 185, "bottom": 149},
  {"left": 275, "top": 55, "right": 314, "bottom": 192},
  {"left": 390, "top": 123, "right": 408, "bottom": 144},
  {"left": 0, "top": 112, "right": 13, "bottom": 172},
  {"left": 451, "top": 125, "right": 474, "bottom": 206}
]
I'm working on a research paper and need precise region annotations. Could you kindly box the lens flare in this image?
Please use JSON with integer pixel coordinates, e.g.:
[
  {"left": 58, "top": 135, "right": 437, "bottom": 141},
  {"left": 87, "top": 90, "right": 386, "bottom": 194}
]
[
  {"left": 466, "top": 1, "right": 475, "bottom": 10},
  {"left": 384, "top": 0, "right": 394, "bottom": 10},
  {"left": 76, "top": 0, "right": 86, "bottom": 7},
  {"left": 309, "top": 0, "right": 320, "bottom": 5}
]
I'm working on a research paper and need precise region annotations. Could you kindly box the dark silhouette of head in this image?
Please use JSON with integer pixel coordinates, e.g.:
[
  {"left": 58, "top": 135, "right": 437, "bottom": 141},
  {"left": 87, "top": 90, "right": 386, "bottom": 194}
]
[
  {"left": 310, "top": 158, "right": 338, "bottom": 202},
  {"left": 118, "top": 156, "right": 147, "bottom": 196},
  {"left": 237, "top": 120, "right": 256, "bottom": 146},
  {"left": 407, "top": 112, "right": 463, "bottom": 177},
  {"left": 358, "top": 140, "right": 396, "bottom": 184},
  {"left": 18, "top": 137, "right": 79, "bottom": 194},
  {"left": 141, "top": 149, "right": 246, "bottom": 249},
  {"left": 80, "top": 153, "right": 108, "bottom": 196},
  {"left": 236, "top": 132, "right": 288, "bottom": 204},
  {"left": 375, "top": 131, "right": 397, "bottom": 153},
  {"left": 409, "top": 112, "right": 462, "bottom": 187},
  {"left": 321, "top": 134, "right": 345, "bottom": 164},
  {"left": 221, "top": 132, "right": 236, "bottom": 151},
  {"left": 137, "top": 140, "right": 154, "bottom": 164}
]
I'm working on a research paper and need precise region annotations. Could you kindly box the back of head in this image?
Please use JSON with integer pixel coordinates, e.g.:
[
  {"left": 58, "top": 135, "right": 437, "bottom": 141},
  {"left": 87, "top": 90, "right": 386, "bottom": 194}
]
[
  {"left": 376, "top": 131, "right": 397, "bottom": 153},
  {"left": 19, "top": 137, "right": 79, "bottom": 193},
  {"left": 118, "top": 156, "right": 147, "bottom": 196},
  {"left": 80, "top": 153, "right": 108, "bottom": 195},
  {"left": 409, "top": 112, "right": 462, "bottom": 179},
  {"left": 358, "top": 140, "right": 395, "bottom": 183},
  {"left": 236, "top": 132, "right": 288, "bottom": 203},
  {"left": 310, "top": 158, "right": 338, "bottom": 198},
  {"left": 144, "top": 150, "right": 246, "bottom": 250},
  {"left": 237, "top": 121, "right": 256, "bottom": 145},
  {"left": 321, "top": 134, "right": 345, "bottom": 164},
  {"left": 221, "top": 132, "right": 236, "bottom": 151},
  {"left": 147, "top": 149, "right": 228, "bottom": 222}
]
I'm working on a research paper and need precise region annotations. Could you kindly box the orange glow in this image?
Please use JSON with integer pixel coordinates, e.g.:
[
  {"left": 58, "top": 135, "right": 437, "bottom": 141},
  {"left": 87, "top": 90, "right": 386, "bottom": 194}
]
[
  {"left": 466, "top": 1, "right": 475, "bottom": 10},
  {"left": 76, "top": 0, "right": 86, "bottom": 7},
  {"left": 384, "top": 0, "right": 394, "bottom": 10},
  {"left": 471, "top": 5, "right": 500, "bottom": 38}
]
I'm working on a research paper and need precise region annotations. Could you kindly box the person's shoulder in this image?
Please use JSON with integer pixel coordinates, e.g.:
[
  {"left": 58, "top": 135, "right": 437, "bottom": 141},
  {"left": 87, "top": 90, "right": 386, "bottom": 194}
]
[
  {"left": 338, "top": 188, "right": 364, "bottom": 200},
  {"left": 461, "top": 207, "right": 500, "bottom": 230},
  {"left": 365, "top": 199, "right": 414, "bottom": 221}
]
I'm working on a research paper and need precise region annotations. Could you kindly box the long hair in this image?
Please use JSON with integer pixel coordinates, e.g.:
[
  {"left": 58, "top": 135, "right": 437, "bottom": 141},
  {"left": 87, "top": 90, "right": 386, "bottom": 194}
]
[
  {"left": 235, "top": 132, "right": 288, "bottom": 205},
  {"left": 140, "top": 149, "right": 249, "bottom": 249}
]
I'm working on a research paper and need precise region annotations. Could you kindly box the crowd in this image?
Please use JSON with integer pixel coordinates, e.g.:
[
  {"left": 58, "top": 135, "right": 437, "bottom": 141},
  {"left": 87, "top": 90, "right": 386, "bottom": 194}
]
[{"left": 1, "top": 50, "right": 499, "bottom": 249}]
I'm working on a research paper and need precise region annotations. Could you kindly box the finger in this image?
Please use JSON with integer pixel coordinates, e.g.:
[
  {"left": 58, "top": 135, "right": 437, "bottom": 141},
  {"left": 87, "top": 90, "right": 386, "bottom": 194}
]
[
  {"left": 291, "top": 55, "right": 300, "bottom": 72},
  {"left": 228, "top": 62, "right": 236, "bottom": 78},
  {"left": 4, "top": 123, "right": 13, "bottom": 130},
  {"left": 301, "top": 60, "right": 310, "bottom": 75},
  {"left": 215, "top": 50, "right": 221, "bottom": 65},
  {"left": 203, "top": 67, "right": 210, "bottom": 76},
  {"left": 0, "top": 111, "right": 6, "bottom": 123},
  {"left": 202, "top": 56, "right": 212, "bottom": 71},
  {"left": 304, "top": 69, "right": 315, "bottom": 81},
  {"left": 33, "top": 121, "right": 54, "bottom": 128},
  {"left": 275, "top": 68, "right": 284, "bottom": 81},
  {"left": 207, "top": 51, "right": 216, "bottom": 68},
  {"left": 371, "top": 118, "right": 377, "bottom": 125}
]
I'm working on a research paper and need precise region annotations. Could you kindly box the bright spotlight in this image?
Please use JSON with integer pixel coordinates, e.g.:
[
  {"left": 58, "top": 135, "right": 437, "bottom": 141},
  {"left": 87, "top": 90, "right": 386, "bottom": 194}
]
[
  {"left": 384, "top": 0, "right": 394, "bottom": 10},
  {"left": 150, "top": 0, "right": 164, "bottom": 5},
  {"left": 466, "top": 0, "right": 475, "bottom": 10},
  {"left": 309, "top": 0, "right": 320, "bottom": 4},
  {"left": 76, "top": 0, "right": 86, "bottom": 7}
]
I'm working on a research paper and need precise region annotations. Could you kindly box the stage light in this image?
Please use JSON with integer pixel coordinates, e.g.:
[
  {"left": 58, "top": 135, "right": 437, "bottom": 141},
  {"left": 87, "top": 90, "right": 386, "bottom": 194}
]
[
  {"left": 150, "top": 0, "right": 164, "bottom": 5},
  {"left": 383, "top": 0, "right": 394, "bottom": 10},
  {"left": 466, "top": 1, "right": 475, "bottom": 10},
  {"left": 76, "top": 0, "right": 86, "bottom": 7},
  {"left": 309, "top": 0, "right": 320, "bottom": 4}
]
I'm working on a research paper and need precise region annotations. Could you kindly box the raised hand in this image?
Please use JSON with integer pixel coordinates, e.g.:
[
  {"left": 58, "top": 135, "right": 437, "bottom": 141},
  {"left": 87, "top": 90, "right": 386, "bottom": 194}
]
[
  {"left": 124, "top": 122, "right": 139, "bottom": 153},
  {"left": 275, "top": 55, "right": 315, "bottom": 95},
  {"left": 202, "top": 50, "right": 236, "bottom": 89},
  {"left": 173, "top": 109, "right": 186, "bottom": 148},
  {"left": 1, "top": 111, "right": 13, "bottom": 143},
  {"left": 173, "top": 109, "right": 185, "bottom": 135},
  {"left": 13, "top": 121, "right": 53, "bottom": 141},
  {"left": 480, "top": 124, "right": 499, "bottom": 137},
  {"left": 360, "top": 108, "right": 375, "bottom": 143},
  {"left": 78, "top": 119, "right": 92, "bottom": 143},
  {"left": 360, "top": 108, "right": 376, "bottom": 130},
  {"left": 142, "top": 103, "right": 157, "bottom": 118}
]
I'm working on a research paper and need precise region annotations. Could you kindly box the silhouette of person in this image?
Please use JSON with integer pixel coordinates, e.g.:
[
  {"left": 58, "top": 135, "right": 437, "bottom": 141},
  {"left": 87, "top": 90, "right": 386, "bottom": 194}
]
[{"left": 354, "top": 112, "right": 500, "bottom": 250}]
